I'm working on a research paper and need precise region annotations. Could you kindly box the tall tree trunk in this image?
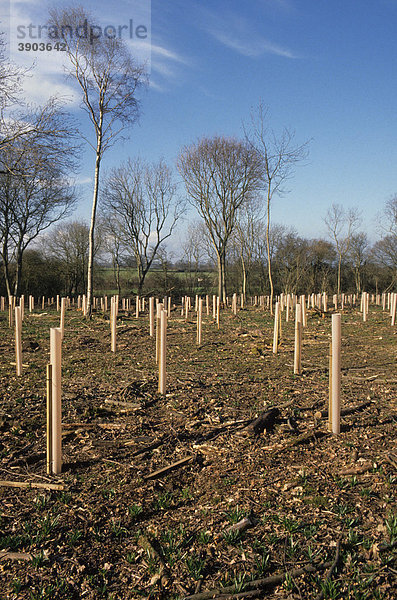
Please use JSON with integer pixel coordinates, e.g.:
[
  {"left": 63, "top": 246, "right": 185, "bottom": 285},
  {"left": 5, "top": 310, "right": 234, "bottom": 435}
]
[
  {"left": 240, "top": 252, "right": 247, "bottom": 299},
  {"left": 3, "top": 263, "right": 11, "bottom": 299},
  {"left": 216, "top": 252, "right": 222, "bottom": 301},
  {"left": 115, "top": 258, "right": 121, "bottom": 296},
  {"left": 136, "top": 249, "right": 144, "bottom": 294},
  {"left": 137, "top": 267, "right": 147, "bottom": 295},
  {"left": 266, "top": 192, "right": 274, "bottom": 314},
  {"left": 13, "top": 248, "right": 23, "bottom": 297},
  {"left": 337, "top": 255, "right": 342, "bottom": 297},
  {"left": 86, "top": 128, "right": 102, "bottom": 318},
  {"left": 355, "top": 269, "right": 361, "bottom": 295},
  {"left": 221, "top": 252, "right": 227, "bottom": 304}
]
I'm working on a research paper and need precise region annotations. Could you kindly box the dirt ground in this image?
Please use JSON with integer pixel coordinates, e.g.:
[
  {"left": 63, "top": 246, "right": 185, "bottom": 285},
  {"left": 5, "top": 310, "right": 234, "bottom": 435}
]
[{"left": 0, "top": 300, "right": 396, "bottom": 600}]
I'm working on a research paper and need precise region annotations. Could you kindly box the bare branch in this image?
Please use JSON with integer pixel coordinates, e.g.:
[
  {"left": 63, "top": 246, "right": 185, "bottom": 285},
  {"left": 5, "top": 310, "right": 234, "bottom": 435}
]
[
  {"left": 47, "top": 6, "right": 148, "bottom": 314},
  {"left": 178, "top": 135, "right": 263, "bottom": 302},
  {"left": 101, "top": 158, "right": 184, "bottom": 293},
  {"left": 244, "top": 101, "right": 310, "bottom": 310}
]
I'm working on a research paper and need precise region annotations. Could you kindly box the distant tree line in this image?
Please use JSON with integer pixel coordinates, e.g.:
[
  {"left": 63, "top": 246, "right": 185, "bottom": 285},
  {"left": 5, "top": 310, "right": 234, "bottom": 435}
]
[{"left": 1, "top": 194, "right": 396, "bottom": 299}]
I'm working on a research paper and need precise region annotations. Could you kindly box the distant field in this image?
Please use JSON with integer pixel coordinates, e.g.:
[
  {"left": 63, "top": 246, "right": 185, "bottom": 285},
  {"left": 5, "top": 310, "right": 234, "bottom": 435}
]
[{"left": 95, "top": 266, "right": 216, "bottom": 296}]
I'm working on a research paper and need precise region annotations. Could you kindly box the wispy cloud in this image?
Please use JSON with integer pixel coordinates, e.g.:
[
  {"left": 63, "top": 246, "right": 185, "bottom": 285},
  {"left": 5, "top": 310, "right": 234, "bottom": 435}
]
[
  {"left": 7, "top": 1, "right": 80, "bottom": 106},
  {"left": 196, "top": 85, "right": 222, "bottom": 101},
  {"left": 150, "top": 41, "right": 190, "bottom": 79},
  {"left": 9, "top": 1, "right": 189, "bottom": 97},
  {"left": 20, "top": 74, "right": 79, "bottom": 106},
  {"left": 151, "top": 43, "right": 188, "bottom": 65},
  {"left": 137, "top": 40, "right": 191, "bottom": 92},
  {"left": 210, "top": 29, "right": 297, "bottom": 59},
  {"left": 199, "top": 6, "right": 298, "bottom": 60},
  {"left": 148, "top": 79, "right": 165, "bottom": 93}
]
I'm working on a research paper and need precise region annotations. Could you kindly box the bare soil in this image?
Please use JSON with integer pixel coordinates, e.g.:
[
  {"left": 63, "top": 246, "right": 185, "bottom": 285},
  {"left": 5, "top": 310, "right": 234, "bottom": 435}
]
[{"left": 0, "top": 302, "right": 396, "bottom": 600}]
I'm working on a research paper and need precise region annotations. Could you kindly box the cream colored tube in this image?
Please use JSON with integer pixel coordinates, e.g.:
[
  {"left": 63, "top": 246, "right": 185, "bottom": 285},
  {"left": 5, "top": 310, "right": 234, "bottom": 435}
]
[
  {"left": 50, "top": 327, "right": 62, "bottom": 474},
  {"left": 331, "top": 314, "right": 341, "bottom": 434}
]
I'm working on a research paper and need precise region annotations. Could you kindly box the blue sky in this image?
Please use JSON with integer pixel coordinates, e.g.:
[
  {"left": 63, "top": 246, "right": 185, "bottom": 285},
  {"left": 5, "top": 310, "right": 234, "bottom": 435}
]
[{"left": 3, "top": 0, "right": 397, "bottom": 252}]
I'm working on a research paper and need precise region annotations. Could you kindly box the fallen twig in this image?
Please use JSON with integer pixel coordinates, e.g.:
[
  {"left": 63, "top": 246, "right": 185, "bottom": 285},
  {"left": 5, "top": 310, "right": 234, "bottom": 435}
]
[
  {"left": 0, "top": 550, "right": 33, "bottom": 562},
  {"left": 181, "top": 561, "right": 333, "bottom": 600},
  {"left": 0, "top": 480, "right": 64, "bottom": 491},
  {"left": 222, "top": 515, "right": 255, "bottom": 537},
  {"left": 144, "top": 456, "right": 194, "bottom": 480},
  {"left": 340, "top": 461, "right": 373, "bottom": 475},
  {"left": 274, "top": 427, "right": 328, "bottom": 453},
  {"left": 342, "top": 375, "right": 380, "bottom": 382}
]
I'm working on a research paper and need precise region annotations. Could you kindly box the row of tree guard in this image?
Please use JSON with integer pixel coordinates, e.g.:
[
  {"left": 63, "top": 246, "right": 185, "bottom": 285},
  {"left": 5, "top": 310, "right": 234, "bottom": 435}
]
[
  {"left": 5, "top": 291, "right": 397, "bottom": 475},
  {"left": 7, "top": 291, "right": 397, "bottom": 380},
  {"left": 2, "top": 289, "right": 397, "bottom": 320}
]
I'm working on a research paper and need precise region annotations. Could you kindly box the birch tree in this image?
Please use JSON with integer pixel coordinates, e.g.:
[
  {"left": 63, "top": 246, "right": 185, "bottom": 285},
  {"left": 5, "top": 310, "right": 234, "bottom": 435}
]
[
  {"left": 48, "top": 7, "right": 147, "bottom": 315},
  {"left": 245, "top": 103, "right": 309, "bottom": 312}
]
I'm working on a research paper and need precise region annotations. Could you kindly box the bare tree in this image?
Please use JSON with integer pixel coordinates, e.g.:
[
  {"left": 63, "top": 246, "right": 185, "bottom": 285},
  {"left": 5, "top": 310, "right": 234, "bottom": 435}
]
[
  {"left": 99, "top": 213, "right": 127, "bottom": 296},
  {"left": 371, "top": 235, "right": 397, "bottom": 289},
  {"left": 348, "top": 232, "right": 369, "bottom": 294},
  {"left": 384, "top": 195, "right": 397, "bottom": 234},
  {"left": 0, "top": 101, "right": 77, "bottom": 296},
  {"left": 0, "top": 34, "right": 25, "bottom": 156},
  {"left": 0, "top": 169, "right": 18, "bottom": 296},
  {"left": 0, "top": 34, "right": 21, "bottom": 113},
  {"left": 101, "top": 158, "right": 183, "bottom": 293},
  {"left": 273, "top": 228, "right": 310, "bottom": 295},
  {"left": 232, "top": 199, "right": 263, "bottom": 299},
  {"left": 0, "top": 37, "right": 72, "bottom": 167},
  {"left": 371, "top": 196, "right": 397, "bottom": 290},
  {"left": 44, "top": 221, "right": 92, "bottom": 295},
  {"left": 48, "top": 6, "right": 147, "bottom": 315},
  {"left": 181, "top": 222, "right": 210, "bottom": 294},
  {"left": 178, "top": 135, "right": 263, "bottom": 302},
  {"left": 306, "top": 239, "right": 336, "bottom": 293},
  {"left": 245, "top": 103, "right": 309, "bottom": 312},
  {"left": 324, "top": 204, "right": 361, "bottom": 296},
  {"left": 183, "top": 222, "right": 208, "bottom": 266}
]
